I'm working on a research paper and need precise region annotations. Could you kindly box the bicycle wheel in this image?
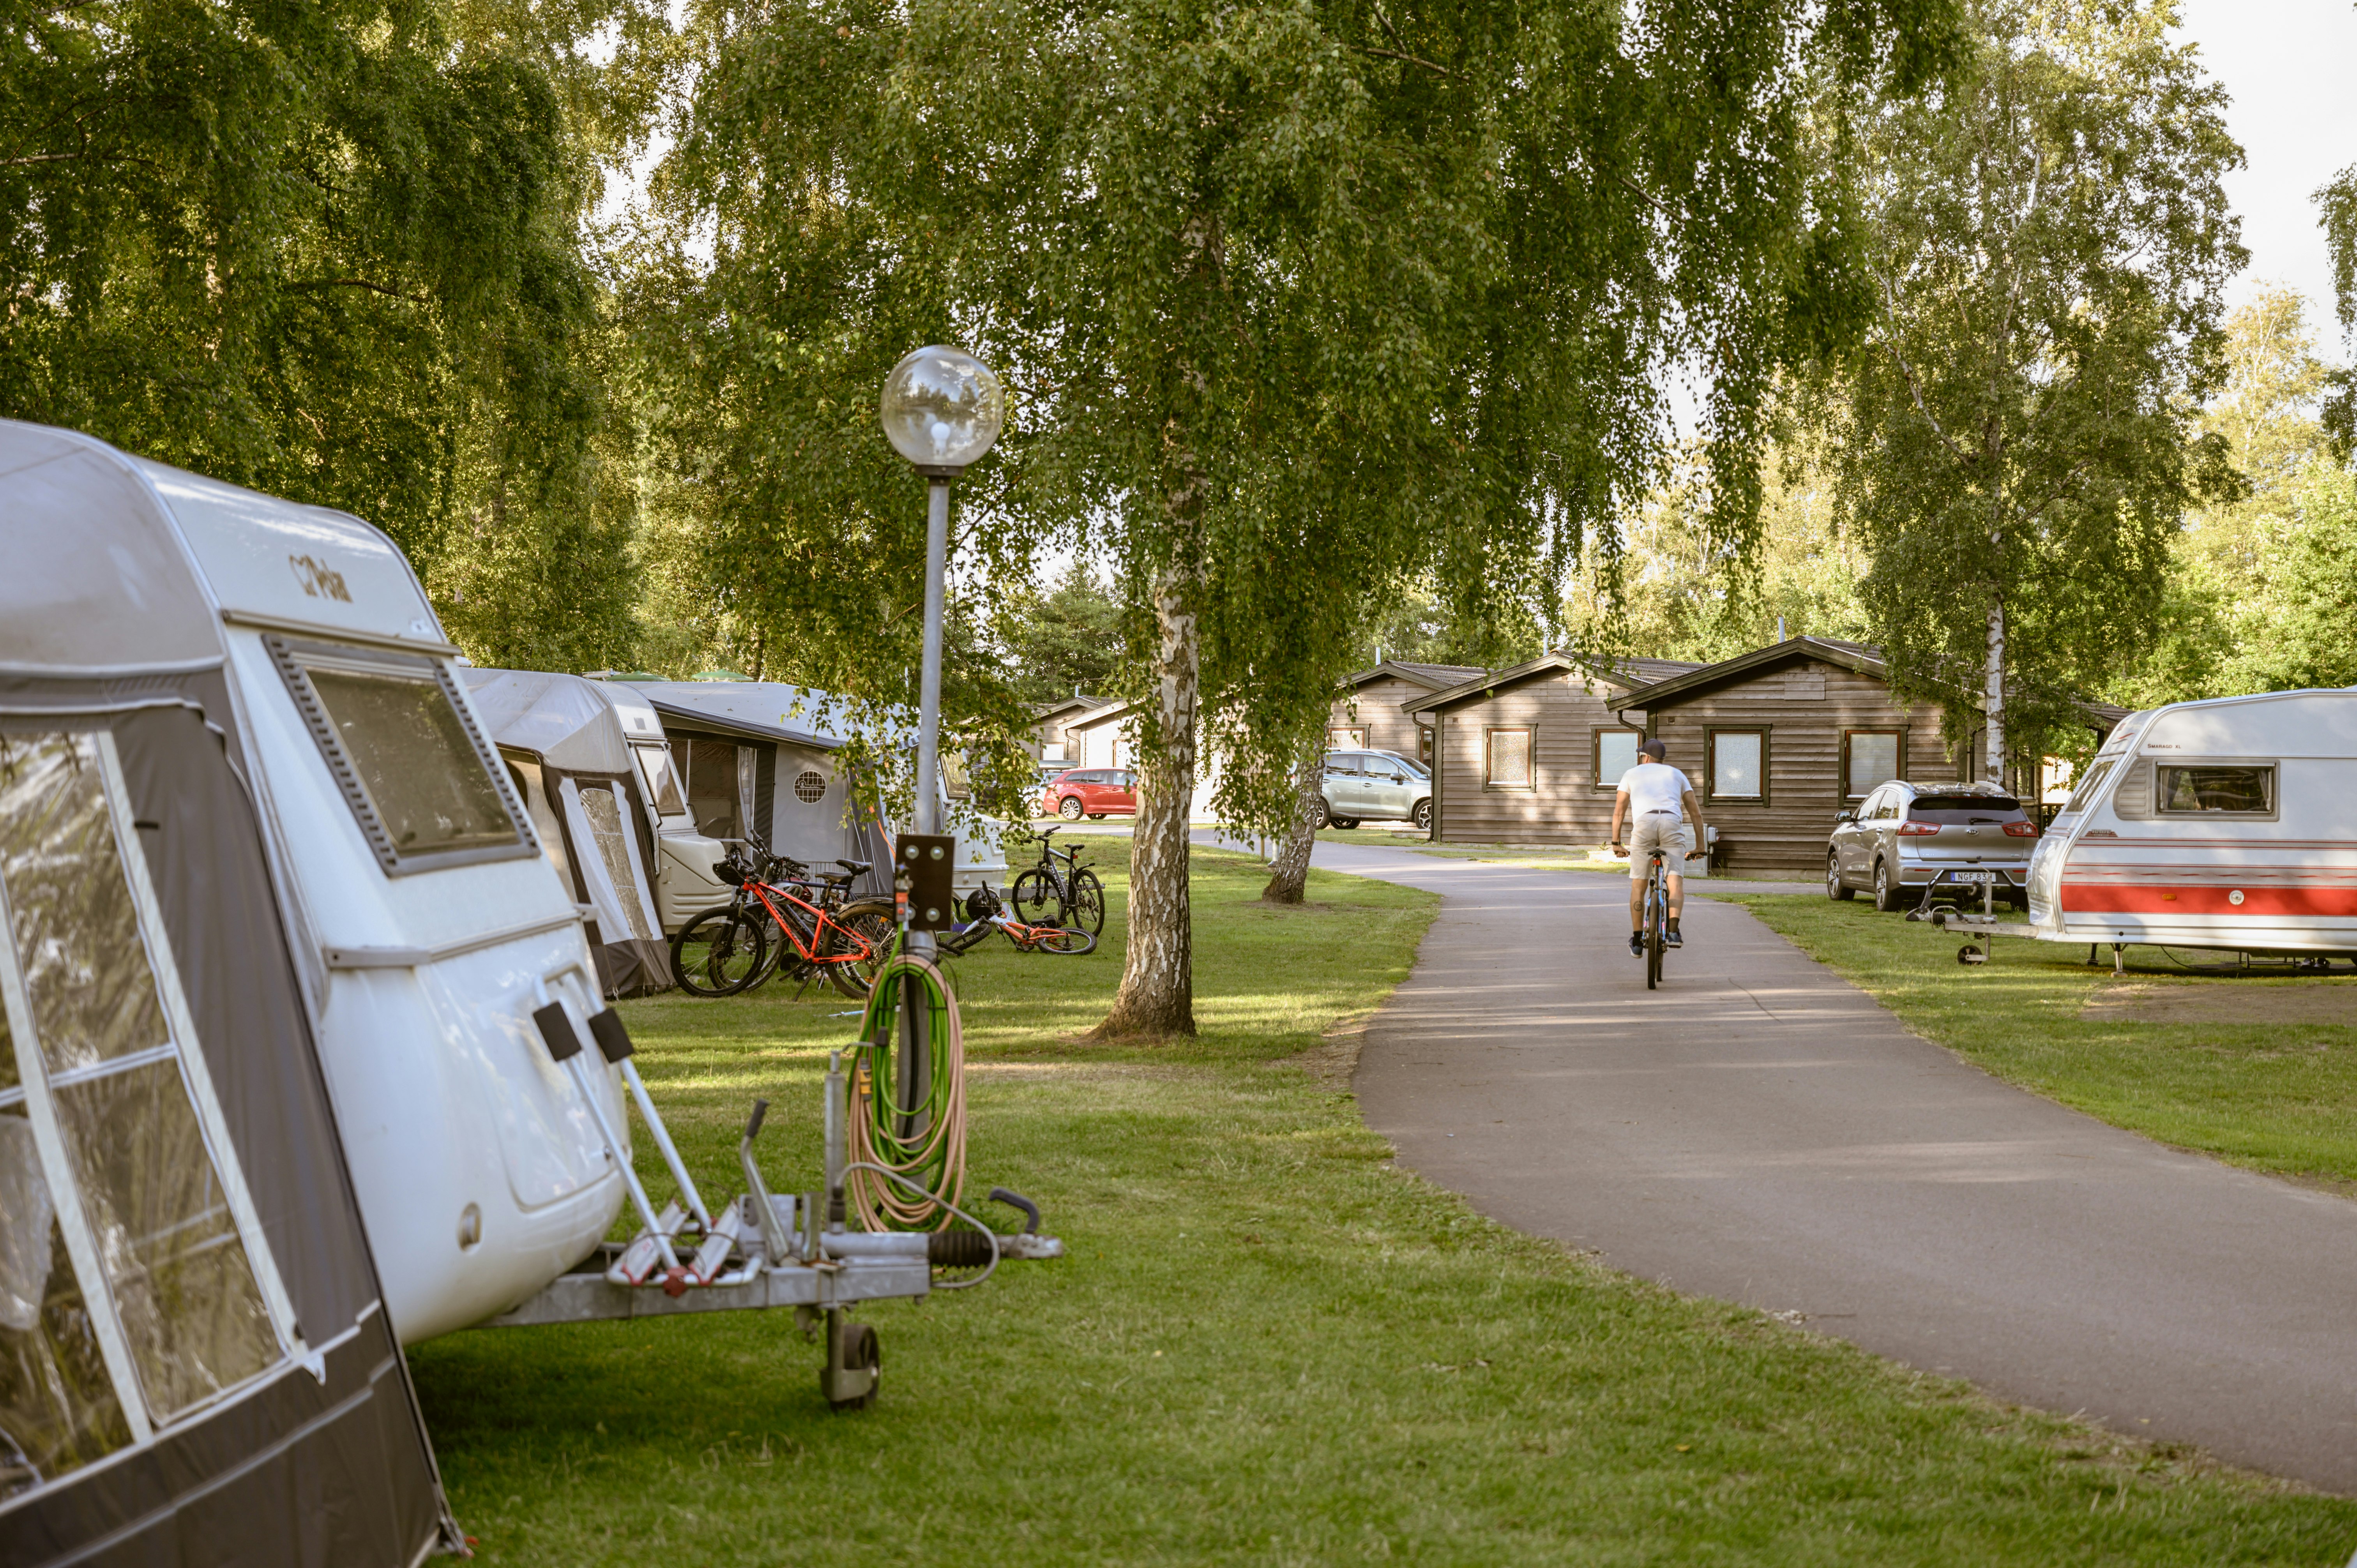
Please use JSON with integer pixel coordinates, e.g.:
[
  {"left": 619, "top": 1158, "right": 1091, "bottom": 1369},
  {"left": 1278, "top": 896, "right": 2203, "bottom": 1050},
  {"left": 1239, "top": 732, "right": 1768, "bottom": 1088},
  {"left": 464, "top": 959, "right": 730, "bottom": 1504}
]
[
  {"left": 1067, "top": 869, "right": 1106, "bottom": 936},
  {"left": 821, "top": 900, "right": 899, "bottom": 999},
  {"left": 1011, "top": 867, "right": 1060, "bottom": 925},
  {"left": 1645, "top": 878, "right": 1664, "bottom": 991},
  {"left": 1031, "top": 925, "right": 1097, "bottom": 956},
  {"left": 672, "top": 907, "right": 767, "bottom": 997}
]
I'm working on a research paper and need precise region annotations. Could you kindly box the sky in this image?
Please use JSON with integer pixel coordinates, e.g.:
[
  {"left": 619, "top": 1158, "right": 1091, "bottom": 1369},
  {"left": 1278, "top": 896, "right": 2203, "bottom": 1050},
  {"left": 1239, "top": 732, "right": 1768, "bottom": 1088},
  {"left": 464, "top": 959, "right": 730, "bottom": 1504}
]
[{"left": 2172, "top": 0, "right": 2357, "bottom": 339}]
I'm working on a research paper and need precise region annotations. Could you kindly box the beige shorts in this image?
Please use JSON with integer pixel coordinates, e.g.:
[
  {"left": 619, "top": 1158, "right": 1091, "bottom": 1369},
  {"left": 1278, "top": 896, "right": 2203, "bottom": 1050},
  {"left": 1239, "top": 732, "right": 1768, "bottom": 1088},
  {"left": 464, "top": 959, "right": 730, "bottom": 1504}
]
[{"left": 1627, "top": 812, "right": 1694, "bottom": 874}]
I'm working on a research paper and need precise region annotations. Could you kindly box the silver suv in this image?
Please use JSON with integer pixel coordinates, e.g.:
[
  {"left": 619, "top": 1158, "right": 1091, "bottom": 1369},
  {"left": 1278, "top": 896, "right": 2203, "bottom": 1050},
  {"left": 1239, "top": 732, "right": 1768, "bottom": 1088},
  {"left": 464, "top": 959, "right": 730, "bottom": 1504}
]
[
  {"left": 1319, "top": 750, "right": 1433, "bottom": 831},
  {"left": 1826, "top": 779, "right": 2040, "bottom": 912}
]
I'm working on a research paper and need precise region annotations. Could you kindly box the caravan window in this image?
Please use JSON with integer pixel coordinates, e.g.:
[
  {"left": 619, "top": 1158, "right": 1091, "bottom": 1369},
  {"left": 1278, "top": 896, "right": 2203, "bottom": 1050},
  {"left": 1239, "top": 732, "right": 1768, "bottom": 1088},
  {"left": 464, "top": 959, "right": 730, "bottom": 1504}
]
[
  {"left": 2158, "top": 765, "right": 2274, "bottom": 816},
  {"left": 269, "top": 638, "right": 530, "bottom": 875},
  {"left": 0, "top": 732, "right": 283, "bottom": 1457},
  {"left": 2063, "top": 759, "right": 2115, "bottom": 815},
  {"left": 632, "top": 744, "right": 686, "bottom": 817}
]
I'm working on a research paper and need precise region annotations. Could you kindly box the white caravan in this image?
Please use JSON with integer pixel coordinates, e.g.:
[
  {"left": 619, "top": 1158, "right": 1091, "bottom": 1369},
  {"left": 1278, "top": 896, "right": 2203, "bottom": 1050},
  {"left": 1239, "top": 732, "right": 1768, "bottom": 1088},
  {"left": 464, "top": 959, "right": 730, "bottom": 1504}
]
[
  {"left": 463, "top": 668, "right": 674, "bottom": 995},
  {"left": 605, "top": 679, "right": 1006, "bottom": 928},
  {"left": 2024, "top": 689, "right": 2357, "bottom": 956},
  {"left": 0, "top": 422, "right": 625, "bottom": 1348}
]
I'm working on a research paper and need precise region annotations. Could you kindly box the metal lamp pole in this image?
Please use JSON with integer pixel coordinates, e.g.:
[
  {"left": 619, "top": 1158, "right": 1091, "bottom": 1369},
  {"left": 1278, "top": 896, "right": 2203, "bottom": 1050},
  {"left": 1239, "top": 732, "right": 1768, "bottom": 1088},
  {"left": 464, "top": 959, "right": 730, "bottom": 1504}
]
[{"left": 879, "top": 346, "right": 1004, "bottom": 1135}]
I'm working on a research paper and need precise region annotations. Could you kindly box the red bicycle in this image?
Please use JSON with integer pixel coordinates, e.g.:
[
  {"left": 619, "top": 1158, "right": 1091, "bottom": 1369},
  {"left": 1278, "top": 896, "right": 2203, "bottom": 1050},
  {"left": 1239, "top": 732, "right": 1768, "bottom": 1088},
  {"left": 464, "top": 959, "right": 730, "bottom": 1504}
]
[{"left": 670, "top": 839, "right": 897, "bottom": 999}]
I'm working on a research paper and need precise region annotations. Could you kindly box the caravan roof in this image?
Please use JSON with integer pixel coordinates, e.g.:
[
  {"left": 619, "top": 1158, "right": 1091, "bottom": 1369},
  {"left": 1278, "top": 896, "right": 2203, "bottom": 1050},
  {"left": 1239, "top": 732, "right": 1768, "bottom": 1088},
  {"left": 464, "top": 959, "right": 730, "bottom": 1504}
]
[{"left": 621, "top": 679, "right": 850, "bottom": 750}]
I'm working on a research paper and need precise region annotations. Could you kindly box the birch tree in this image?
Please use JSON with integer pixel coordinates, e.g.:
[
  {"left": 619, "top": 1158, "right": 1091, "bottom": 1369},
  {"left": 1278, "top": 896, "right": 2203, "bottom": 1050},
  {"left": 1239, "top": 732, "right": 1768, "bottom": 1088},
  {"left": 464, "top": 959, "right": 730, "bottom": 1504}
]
[
  {"left": 648, "top": 0, "right": 1960, "bottom": 1034},
  {"left": 1826, "top": 0, "right": 2242, "bottom": 780}
]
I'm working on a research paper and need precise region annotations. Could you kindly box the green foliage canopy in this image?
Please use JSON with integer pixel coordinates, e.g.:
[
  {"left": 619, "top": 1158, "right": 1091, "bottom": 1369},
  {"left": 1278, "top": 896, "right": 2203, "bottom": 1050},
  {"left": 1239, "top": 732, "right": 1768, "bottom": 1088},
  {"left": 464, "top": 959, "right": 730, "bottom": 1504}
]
[
  {"left": 0, "top": 0, "right": 654, "bottom": 671},
  {"left": 1824, "top": 0, "right": 2243, "bottom": 773}
]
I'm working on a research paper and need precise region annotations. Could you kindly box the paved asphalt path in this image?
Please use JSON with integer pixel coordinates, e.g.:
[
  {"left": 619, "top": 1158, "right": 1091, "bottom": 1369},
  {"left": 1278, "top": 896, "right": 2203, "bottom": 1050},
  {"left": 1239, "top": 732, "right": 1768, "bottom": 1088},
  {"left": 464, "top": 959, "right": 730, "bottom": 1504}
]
[{"left": 1261, "top": 833, "right": 2357, "bottom": 1494}]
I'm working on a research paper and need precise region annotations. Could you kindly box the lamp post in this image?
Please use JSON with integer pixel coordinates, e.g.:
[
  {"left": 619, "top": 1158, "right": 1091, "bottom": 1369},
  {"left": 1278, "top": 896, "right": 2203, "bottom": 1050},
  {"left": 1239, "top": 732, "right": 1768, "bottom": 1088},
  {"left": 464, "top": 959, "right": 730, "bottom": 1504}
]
[{"left": 878, "top": 346, "right": 1002, "bottom": 1133}]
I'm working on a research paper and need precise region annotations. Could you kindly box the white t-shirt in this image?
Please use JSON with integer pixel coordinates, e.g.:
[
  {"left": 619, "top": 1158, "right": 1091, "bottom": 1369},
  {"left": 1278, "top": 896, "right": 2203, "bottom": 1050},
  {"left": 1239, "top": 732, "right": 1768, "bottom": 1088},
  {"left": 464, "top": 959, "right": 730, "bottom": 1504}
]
[{"left": 1617, "top": 762, "right": 1693, "bottom": 818}]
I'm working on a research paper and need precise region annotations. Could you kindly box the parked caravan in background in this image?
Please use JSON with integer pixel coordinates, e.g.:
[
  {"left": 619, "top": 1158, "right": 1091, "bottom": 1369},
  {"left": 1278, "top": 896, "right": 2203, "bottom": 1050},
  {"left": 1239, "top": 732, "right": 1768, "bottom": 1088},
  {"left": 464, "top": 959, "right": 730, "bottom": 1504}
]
[
  {"left": 604, "top": 678, "right": 1007, "bottom": 922},
  {"left": 463, "top": 669, "right": 674, "bottom": 996},
  {"left": 2026, "top": 689, "right": 2357, "bottom": 955},
  {"left": 0, "top": 420, "right": 463, "bottom": 1558}
]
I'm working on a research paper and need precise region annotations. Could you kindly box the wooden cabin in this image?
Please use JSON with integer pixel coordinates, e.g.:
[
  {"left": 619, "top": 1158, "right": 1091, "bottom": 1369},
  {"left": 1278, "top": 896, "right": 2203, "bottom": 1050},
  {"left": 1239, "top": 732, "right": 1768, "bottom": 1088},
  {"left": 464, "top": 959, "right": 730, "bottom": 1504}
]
[
  {"left": 1405, "top": 653, "right": 1703, "bottom": 845},
  {"left": 1329, "top": 660, "right": 1488, "bottom": 764},
  {"left": 1619, "top": 638, "right": 1963, "bottom": 873}
]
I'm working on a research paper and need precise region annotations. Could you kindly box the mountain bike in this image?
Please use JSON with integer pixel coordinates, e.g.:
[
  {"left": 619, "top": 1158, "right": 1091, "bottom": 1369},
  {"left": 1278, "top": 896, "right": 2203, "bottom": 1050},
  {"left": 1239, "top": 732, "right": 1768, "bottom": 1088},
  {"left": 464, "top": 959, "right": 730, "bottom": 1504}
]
[
  {"left": 1641, "top": 848, "right": 1670, "bottom": 991},
  {"left": 1011, "top": 826, "right": 1105, "bottom": 936},
  {"left": 671, "top": 838, "right": 894, "bottom": 1000},
  {"left": 938, "top": 883, "right": 1097, "bottom": 957}
]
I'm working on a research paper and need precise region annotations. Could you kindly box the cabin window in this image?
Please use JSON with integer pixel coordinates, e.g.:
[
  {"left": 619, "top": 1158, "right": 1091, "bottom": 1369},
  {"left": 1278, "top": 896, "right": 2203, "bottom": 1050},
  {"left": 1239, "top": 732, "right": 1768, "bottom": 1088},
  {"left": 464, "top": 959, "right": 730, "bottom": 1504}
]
[
  {"left": 1417, "top": 726, "right": 1434, "bottom": 763},
  {"left": 1707, "top": 729, "right": 1767, "bottom": 802},
  {"left": 269, "top": 637, "right": 529, "bottom": 875},
  {"left": 1593, "top": 729, "right": 1643, "bottom": 788},
  {"left": 631, "top": 743, "right": 686, "bottom": 817},
  {"left": 1844, "top": 731, "right": 1902, "bottom": 799},
  {"left": 1329, "top": 726, "right": 1368, "bottom": 750},
  {"left": 1485, "top": 727, "right": 1535, "bottom": 790},
  {"left": 0, "top": 731, "right": 286, "bottom": 1461},
  {"left": 2157, "top": 765, "right": 2274, "bottom": 817}
]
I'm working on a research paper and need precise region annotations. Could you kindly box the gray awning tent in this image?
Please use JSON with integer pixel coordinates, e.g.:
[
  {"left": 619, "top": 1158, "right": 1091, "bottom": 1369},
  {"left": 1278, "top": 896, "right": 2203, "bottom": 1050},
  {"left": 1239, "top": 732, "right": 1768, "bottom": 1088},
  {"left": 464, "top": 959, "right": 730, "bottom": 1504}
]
[
  {"left": 624, "top": 682, "right": 894, "bottom": 899},
  {"left": 462, "top": 669, "right": 673, "bottom": 996},
  {"left": 0, "top": 421, "right": 452, "bottom": 1561}
]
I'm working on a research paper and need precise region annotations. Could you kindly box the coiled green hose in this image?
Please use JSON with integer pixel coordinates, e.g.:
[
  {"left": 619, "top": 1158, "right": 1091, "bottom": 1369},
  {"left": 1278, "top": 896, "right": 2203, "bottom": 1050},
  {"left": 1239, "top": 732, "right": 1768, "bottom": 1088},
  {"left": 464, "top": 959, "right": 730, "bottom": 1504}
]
[{"left": 847, "top": 935, "right": 967, "bottom": 1231}]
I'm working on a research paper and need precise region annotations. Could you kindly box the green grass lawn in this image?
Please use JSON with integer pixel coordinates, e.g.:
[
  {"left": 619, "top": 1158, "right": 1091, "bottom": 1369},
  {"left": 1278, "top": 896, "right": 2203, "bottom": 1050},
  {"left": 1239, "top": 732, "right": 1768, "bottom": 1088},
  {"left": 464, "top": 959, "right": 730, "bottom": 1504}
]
[
  {"left": 412, "top": 848, "right": 2357, "bottom": 1563},
  {"left": 1733, "top": 895, "right": 2357, "bottom": 1190}
]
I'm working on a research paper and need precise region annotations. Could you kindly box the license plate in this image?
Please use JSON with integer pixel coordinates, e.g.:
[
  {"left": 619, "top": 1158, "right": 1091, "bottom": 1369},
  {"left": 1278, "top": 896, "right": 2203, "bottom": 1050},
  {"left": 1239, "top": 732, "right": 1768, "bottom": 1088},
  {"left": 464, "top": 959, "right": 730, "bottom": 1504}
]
[{"left": 1944, "top": 871, "right": 1997, "bottom": 884}]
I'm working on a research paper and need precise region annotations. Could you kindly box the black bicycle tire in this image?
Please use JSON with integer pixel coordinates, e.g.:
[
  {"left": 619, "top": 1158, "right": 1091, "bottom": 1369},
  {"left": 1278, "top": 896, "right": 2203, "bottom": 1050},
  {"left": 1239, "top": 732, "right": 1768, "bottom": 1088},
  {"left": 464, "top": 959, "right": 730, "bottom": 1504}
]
[
  {"left": 1033, "top": 925, "right": 1097, "bottom": 955},
  {"left": 821, "top": 901, "right": 898, "bottom": 999},
  {"left": 1645, "top": 865, "right": 1664, "bottom": 990},
  {"left": 1011, "top": 867, "right": 1059, "bottom": 926},
  {"left": 1068, "top": 869, "right": 1106, "bottom": 936},
  {"left": 672, "top": 906, "right": 768, "bottom": 997}
]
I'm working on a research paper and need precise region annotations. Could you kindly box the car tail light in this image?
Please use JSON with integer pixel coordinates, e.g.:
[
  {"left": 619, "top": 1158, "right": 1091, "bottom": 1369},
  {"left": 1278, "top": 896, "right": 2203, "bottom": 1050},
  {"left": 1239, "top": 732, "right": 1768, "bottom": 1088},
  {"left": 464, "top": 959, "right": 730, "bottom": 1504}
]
[
  {"left": 1896, "top": 820, "right": 1940, "bottom": 836},
  {"left": 2004, "top": 821, "right": 2039, "bottom": 837}
]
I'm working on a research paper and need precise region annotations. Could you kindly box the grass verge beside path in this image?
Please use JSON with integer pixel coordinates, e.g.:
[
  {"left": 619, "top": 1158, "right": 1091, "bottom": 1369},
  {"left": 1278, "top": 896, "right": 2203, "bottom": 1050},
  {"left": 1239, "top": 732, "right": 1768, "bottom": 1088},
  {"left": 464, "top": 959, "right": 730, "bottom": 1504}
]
[
  {"left": 413, "top": 848, "right": 2357, "bottom": 1563},
  {"left": 1735, "top": 895, "right": 2357, "bottom": 1190}
]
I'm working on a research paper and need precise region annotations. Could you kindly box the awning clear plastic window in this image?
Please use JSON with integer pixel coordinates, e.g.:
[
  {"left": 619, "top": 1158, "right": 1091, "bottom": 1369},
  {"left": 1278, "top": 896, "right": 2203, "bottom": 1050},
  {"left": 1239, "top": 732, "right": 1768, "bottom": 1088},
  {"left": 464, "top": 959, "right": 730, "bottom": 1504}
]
[{"left": 0, "top": 731, "right": 297, "bottom": 1503}]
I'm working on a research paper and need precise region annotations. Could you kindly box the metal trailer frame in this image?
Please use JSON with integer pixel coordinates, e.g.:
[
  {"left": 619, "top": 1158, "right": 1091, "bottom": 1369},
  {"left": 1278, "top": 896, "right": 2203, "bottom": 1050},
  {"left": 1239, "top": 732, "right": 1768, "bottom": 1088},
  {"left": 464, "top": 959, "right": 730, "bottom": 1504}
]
[{"left": 471, "top": 1017, "right": 1060, "bottom": 1409}]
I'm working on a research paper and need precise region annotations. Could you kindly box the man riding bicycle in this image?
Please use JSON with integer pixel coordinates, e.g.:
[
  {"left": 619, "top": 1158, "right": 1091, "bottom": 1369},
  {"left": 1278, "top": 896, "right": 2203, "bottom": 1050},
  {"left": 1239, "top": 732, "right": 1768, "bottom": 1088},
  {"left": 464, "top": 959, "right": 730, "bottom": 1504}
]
[{"left": 1608, "top": 738, "right": 1709, "bottom": 957}]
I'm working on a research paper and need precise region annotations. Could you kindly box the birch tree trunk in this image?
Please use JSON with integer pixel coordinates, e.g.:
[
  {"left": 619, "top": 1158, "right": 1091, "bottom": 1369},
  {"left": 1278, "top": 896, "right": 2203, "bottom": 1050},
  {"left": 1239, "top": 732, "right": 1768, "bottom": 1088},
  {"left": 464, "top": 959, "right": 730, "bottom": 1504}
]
[
  {"left": 1983, "top": 596, "right": 2007, "bottom": 789},
  {"left": 1095, "top": 557, "right": 1200, "bottom": 1037},
  {"left": 1261, "top": 742, "right": 1325, "bottom": 904}
]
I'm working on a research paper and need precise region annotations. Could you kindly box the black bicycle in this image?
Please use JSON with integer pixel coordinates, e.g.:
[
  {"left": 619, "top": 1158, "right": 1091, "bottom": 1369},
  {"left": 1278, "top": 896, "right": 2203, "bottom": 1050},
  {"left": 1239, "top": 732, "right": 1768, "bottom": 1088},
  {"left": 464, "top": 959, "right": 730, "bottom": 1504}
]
[
  {"left": 1640, "top": 848, "right": 1670, "bottom": 990},
  {"left": 1011, "top": 826, "right": 1105, "bottom": 936}
]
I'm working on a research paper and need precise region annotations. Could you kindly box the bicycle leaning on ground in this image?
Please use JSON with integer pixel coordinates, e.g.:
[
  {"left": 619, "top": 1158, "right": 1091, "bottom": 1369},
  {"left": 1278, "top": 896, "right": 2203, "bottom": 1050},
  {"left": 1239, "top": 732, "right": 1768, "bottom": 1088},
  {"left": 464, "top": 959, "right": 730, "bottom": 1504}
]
[
  {"left": 1011, "top": 826, "right": 1106, "bottom": 937},
  {"left": 938, "top": 883, "right": 1096, "bottom": 957},
  {"left": 670, "top": 836, "right": 896, "bottom": 1000}
]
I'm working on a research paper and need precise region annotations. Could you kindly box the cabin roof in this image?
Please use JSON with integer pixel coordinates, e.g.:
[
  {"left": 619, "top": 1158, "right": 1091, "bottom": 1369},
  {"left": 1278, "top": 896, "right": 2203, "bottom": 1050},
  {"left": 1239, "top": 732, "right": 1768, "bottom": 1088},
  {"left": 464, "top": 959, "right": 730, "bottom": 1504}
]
[{"left": 1403, "top": 651, "right": 1706, "bottom": 715}]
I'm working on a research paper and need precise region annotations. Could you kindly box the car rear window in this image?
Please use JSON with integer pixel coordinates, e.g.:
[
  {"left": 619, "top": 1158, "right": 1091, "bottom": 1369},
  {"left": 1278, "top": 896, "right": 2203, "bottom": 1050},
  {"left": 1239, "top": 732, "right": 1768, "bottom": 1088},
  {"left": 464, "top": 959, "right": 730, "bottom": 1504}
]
[{"left": 1906, "top": 795, "right": 2026, "bottom": 823}]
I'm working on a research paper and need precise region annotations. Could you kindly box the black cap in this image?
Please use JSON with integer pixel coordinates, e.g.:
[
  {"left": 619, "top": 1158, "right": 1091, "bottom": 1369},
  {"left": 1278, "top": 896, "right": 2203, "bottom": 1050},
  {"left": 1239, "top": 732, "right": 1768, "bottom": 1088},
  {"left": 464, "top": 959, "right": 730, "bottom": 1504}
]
[{"left": 1639, "top": 737, "right": 1668, "bottom": 760}]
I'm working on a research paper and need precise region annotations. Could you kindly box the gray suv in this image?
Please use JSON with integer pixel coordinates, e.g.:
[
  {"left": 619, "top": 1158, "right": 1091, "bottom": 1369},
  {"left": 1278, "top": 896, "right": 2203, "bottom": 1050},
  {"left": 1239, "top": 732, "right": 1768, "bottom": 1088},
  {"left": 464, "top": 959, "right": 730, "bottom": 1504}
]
[
  {"left": 1826, "top": 779, "right": 2040, "bottom": 912},
  {"left": 1320, "top": 750, "right": 1433, "bottom": 831}
]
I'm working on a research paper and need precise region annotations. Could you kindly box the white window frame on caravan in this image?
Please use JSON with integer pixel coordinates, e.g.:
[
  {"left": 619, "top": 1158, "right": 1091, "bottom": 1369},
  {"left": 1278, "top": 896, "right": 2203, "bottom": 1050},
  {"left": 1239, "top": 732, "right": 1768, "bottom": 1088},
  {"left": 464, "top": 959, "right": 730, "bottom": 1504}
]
[
  {"left": 2152, "top": 759, "right": 2279, "bottom": 821},
  {"left": 0, "top": 729, "right": 300, "bottom": 1497},
  {"left": 266, "top": 634, "right": 535, "bottom": 876}
]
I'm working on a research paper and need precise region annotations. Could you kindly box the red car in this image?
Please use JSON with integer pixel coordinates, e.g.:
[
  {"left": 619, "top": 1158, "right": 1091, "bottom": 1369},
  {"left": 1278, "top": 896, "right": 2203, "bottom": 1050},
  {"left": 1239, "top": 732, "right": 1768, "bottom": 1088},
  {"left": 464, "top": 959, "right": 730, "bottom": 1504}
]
[{"left": 1041, "top": 767, "right": 1138, "bottom": 820}]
